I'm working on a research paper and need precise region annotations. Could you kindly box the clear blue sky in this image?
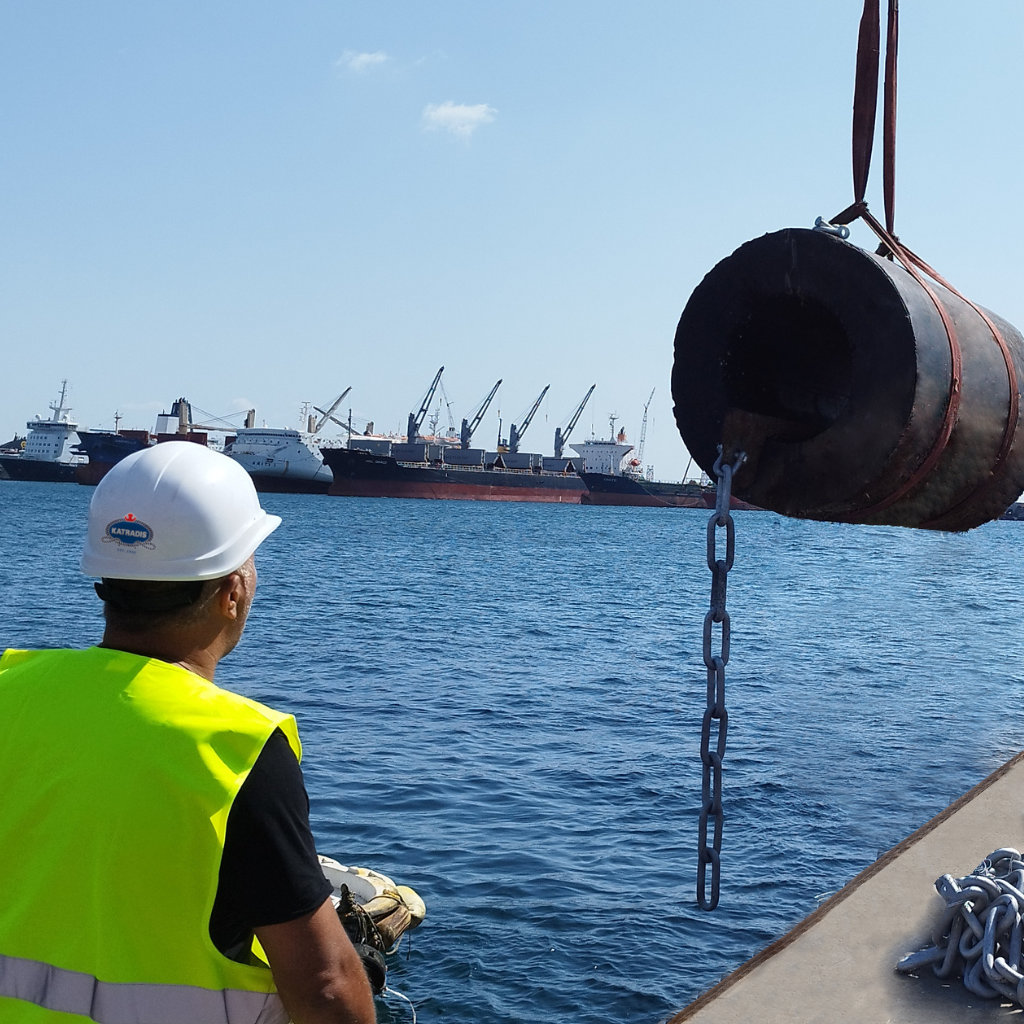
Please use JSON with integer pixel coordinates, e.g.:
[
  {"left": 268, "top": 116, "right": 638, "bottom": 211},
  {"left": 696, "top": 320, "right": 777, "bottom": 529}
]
[{"left": 2, "top": 1, "right": 1021, "bottom": 479}]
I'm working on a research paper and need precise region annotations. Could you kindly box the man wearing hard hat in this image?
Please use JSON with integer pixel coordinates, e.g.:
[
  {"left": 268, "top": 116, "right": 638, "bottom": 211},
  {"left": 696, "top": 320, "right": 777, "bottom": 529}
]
[{"left": 0, "top": 443, "right": 375, "bottom": 1024}]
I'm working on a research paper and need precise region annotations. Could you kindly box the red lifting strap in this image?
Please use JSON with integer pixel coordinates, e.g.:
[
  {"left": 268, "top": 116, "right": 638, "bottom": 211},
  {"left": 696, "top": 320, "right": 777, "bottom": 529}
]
[
  {"left": 832, "top": 0, "right": 1018, "bottom": 525},
  {"left": 851, "top": 0, "right": 897, "bottom": 232},
  {"left": 882, "top": 0, "right": 898, "bottom": 235},
  {"left": 851, "top": 0, "right": 880, "bottom": 207}
]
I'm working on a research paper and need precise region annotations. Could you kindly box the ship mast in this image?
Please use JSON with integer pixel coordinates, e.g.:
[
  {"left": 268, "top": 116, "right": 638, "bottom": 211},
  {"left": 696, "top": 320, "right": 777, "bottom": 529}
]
[{"left": 50, "top": 380, "right": 70, "bottom": 421}]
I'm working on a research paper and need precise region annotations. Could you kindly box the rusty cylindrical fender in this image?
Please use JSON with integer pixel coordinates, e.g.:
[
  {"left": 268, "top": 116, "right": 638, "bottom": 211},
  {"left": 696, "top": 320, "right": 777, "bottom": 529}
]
[{"left": 672, "top": 227, "right": 1024, "bottom": 531}]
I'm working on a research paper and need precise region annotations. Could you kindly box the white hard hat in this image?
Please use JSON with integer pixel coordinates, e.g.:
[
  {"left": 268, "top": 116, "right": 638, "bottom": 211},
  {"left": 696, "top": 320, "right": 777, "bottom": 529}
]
[{"left": 81, "top": 442, "right": 281, "bottom": 581}]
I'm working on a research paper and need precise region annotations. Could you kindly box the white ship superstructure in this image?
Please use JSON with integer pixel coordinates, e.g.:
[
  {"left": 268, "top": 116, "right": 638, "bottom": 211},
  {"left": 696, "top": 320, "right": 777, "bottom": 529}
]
[
  {"left": 224, "top": 388, "right": 367, "bottom": 493},
  {"left": 24, "top": 381, "right": 82, "bottom": 464},
  {"left": 225, "top": 427, "right": 334, "bottom": 487},
  {"left": 570, "top": 414, "right": 643, "bottom": 478},
  {"left": 569, "top": 439, "right": 633, "bottom": 475},
  {"left": 0, "top": 380, "right": 86, "bottom": 481}
]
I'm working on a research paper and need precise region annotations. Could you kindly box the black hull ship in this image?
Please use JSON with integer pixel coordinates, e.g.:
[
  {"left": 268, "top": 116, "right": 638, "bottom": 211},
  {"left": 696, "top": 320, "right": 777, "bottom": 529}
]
[
  {"left": 578, "top": 471, "right": 758, "bottom": 508},
  {"left": 321, "top": 446, "right": 586, "bottom": 503}
]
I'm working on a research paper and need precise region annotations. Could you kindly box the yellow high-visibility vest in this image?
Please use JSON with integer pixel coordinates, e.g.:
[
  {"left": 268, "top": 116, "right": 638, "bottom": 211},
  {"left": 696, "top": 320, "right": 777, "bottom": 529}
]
[{"left": 0, "top": 646, "right": 301, "bottom": 1023}]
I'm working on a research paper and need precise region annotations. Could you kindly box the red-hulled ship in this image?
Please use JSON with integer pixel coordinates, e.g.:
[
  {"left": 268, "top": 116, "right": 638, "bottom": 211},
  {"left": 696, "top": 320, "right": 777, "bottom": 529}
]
[
  {"left": 322, "top": 368, "right": 594, "bottom": 503},
  {"left": 321, "top": 445, "right": 586, "bottom": 503}
]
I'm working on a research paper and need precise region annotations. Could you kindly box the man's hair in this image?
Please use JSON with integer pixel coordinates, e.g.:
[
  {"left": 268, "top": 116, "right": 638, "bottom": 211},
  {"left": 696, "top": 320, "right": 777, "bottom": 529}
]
[{"left": 95, "top": 578, "right": 221, "bottom": 634}]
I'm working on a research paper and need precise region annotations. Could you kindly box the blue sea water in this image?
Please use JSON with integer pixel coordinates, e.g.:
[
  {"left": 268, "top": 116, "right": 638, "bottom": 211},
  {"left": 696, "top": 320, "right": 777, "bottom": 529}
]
[{"left": 2, "top": 481, "right": 1024, "bottom": 1023}]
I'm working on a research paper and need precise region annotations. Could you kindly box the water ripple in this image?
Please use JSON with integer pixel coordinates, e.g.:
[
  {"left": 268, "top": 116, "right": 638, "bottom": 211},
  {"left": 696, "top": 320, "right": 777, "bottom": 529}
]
[{"left": 2, "top": 485, "right": 1023, "bottom": 1022}]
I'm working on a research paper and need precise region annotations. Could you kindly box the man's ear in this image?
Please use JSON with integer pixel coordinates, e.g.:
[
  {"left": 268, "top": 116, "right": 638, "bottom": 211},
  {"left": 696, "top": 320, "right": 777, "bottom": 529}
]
[{"left": 217, "top": 572, "right": 247, "bottom": 620}]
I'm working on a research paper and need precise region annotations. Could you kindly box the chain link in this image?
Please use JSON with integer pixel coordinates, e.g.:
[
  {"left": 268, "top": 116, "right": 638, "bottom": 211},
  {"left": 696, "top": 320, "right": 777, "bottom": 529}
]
[
  {"left": 897, "top": 848, "right": 1024, "bottom": 1004},
  {"left": 697, "top": 447, "right": 746, "bottom": 912}
]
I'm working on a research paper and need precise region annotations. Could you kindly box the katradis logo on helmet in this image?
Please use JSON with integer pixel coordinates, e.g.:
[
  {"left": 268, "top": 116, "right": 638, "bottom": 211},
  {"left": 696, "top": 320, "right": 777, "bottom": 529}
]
[{"left": 103, "top": 512, "right": 155, "bottom": 551}]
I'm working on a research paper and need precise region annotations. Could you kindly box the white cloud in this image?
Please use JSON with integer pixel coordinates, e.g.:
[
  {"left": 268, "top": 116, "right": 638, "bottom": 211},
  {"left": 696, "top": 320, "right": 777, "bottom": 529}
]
[
  {"left": 422, "top": 101, "right": 497, "bottom": 139},
  {"left": 337, "top": 50, "right": 389, "bottom": 73}
]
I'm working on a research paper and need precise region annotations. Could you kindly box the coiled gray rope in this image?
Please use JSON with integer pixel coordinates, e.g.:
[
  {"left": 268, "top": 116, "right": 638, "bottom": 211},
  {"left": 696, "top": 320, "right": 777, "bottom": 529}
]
[{"left": 896, "top": 848, "right": 1024, "bottom": 1002}]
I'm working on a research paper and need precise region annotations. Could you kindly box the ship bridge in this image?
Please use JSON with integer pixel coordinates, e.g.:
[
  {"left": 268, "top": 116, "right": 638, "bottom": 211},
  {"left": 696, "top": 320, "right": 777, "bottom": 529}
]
[{"left": 569, "top": 439, "right": 632, "bottom": 476}]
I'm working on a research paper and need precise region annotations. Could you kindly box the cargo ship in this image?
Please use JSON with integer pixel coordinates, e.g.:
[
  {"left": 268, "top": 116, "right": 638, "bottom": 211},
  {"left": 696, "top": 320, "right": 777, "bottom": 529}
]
[
  {"left": 223, "top": 390, "right": 358, "bottom": 495},
  {"left": 226, "top": 426, "right": 336, "bottom": 493},
  {"left": 72, "top": 390, "right": 365, "bottom": 493},
  {"left": 573, "top": 412, "right": 759, "bottom": 509},
  {"left": 74, "top": 428, "right": 153, "bottom": 485},
  {"left": 323, "top": 443, "right": 586, "bottom": 502},
  {"left": 74, "top": 399, "right": 230, "bottom": 485},
  {"left": 322, "top": 369, "right": 593, "bottom": 503},
  {"left": 576, "top": 447, "right": 760, "bottom": 508},
  {"left": 0, "top": 381, "right": 86, "bottom": 483},
  {"left": 572, "top": 435, "right": 708, "bottom": 507},
  {"left": 579, "top": 466, "right": 738, "bottom": 507},
  {"left": 0, "top": 435, "right": 25, "bottom": 479}
]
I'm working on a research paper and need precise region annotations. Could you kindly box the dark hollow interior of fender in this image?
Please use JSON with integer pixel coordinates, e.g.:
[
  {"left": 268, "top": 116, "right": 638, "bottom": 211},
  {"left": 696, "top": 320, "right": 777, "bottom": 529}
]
[{"left": 721, "top": 294, "right": 854, "bottom": 441}]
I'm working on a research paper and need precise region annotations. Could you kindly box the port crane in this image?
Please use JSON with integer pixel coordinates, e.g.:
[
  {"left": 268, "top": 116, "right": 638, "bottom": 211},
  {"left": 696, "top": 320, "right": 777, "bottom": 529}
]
[
  {"left": 636, "top": 388, "right": 655, "bottom": 470},
  {"left": 553, "top": 385, "right": 596, "bottom": 458},
  {"left": 407, "top": 367, "right": 444, "bottom": 442},
  {"left": 508, "top": 385, "right": 550, "bottom": 453},
  {"left": 460, "top": 379, "right": 502, "bottom": 449}
]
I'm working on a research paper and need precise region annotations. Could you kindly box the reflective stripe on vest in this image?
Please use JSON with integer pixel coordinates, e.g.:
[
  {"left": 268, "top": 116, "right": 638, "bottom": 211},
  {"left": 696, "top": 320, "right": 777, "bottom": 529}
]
[{"left": 0, "top": 953, "right": 288, "bottom": 1024}]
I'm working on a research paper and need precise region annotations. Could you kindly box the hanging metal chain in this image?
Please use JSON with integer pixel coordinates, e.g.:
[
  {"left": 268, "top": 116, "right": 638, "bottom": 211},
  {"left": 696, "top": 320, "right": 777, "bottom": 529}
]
[{"left": 697, "top": 447, "right": 747, "bottom": 912}]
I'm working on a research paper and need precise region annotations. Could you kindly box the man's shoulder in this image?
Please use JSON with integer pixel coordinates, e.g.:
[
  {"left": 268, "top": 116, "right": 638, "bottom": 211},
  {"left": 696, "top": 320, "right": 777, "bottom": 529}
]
[
  {"left": 0, "top": 646, "right": 93, "bottom": 675},
  {"left": 0, "top": 646, "right": 302, "bottom": 761},
  {"left": 0, "top": 647, "right": 187, "bottom": 688},
  {"left": 0, "top": 648, "right": 34, "bottom": 669},
  {"left": 2, "top": 645, "right": 141, "bottom": 670}
]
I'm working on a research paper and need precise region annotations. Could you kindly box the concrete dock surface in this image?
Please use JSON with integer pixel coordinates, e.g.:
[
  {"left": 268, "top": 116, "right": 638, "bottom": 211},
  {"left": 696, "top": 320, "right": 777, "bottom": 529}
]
[{"left": 670, "top": 750, "right": 1024, "bottom": 1023}]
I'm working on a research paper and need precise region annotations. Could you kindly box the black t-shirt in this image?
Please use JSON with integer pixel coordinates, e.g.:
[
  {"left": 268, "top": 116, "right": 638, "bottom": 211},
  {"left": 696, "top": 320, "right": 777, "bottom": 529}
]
[{"left": 209, "top": 728, "right": 333, "bottom": 962}]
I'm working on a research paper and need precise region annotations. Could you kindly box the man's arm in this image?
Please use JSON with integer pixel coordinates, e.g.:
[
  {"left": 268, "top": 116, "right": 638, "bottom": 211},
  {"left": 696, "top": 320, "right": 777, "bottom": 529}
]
[{"left": 256, "top": 898, "right": 375, "bottom": 1024}]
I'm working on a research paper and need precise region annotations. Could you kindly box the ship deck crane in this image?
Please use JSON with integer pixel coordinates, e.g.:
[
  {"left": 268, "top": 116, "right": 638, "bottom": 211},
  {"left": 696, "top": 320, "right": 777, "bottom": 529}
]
[
  {"left": 180, "top": 401, "right": 256, "bottom": 435},
  {"left": 407, "top": 367, "right": 444, "bottom": 443},
  {"left": 636, "top": 388, "right": 655, "bottom": 469},
  {"left": 315, "top": 409, "right": 362, "bottom": 435},
  {"left": 461, "top": 379, "right": 502, "bottom": 449},
  {"left": 438, "top": 380, "right": 458, "bottom": 438},
  {"left": 553, "top": 385, "right": 596, "bottom": 458},
  {"left": 508, "top": 385, "right": 550, "bottom": 453},
  {"left": 312, "top": 388, "right": 352, "bottom": 434}
]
